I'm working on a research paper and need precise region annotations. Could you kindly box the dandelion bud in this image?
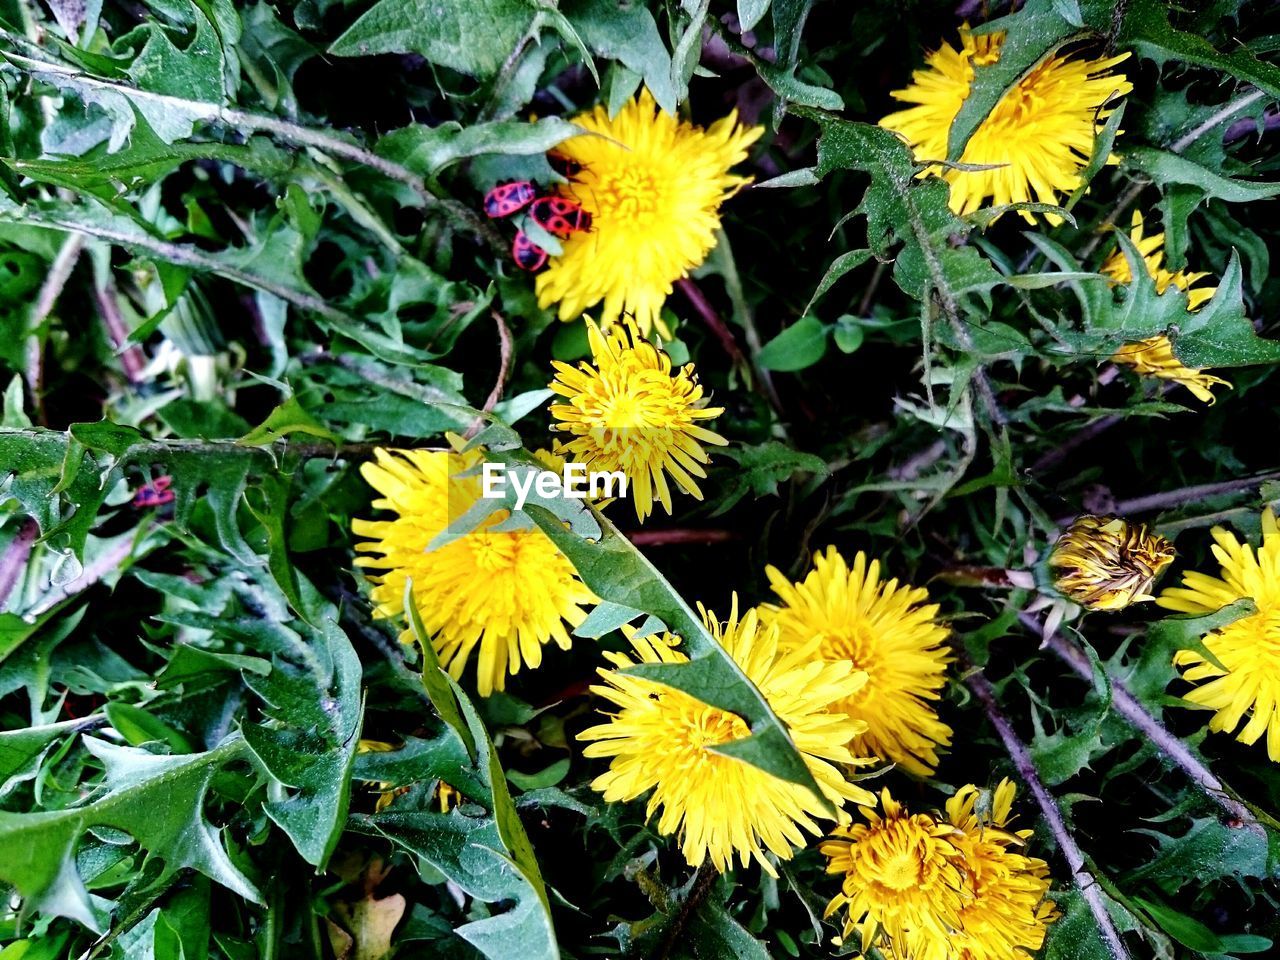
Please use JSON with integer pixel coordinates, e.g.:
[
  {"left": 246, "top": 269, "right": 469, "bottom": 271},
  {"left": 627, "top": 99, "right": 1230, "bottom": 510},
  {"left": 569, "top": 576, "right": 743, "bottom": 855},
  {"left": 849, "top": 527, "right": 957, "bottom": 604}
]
[{"left": 1048, "top": 515, "right": 1174, "bottom": 611}]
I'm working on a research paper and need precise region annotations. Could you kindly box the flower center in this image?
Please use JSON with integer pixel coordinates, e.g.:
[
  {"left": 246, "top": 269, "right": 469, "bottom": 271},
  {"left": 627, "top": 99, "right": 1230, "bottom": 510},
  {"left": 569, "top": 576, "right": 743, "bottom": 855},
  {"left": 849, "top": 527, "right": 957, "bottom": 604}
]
[
  {"left": 821, "top": 626, "right": 874, "bottom": 674},
  {"left": 600, "top": 390, "right": 656, "bottom": 429},
  {"left": 591, "top": 163, "right": 663, "bottom": 228},
  {"left": 467, "top": 530, "right": 518, "bottom": 572},
  {"left": 676, "top": 703, "right": 750, "bottom": 755},
  {"left": 877, "top": 848, "right": 926, "bottom": 891}
]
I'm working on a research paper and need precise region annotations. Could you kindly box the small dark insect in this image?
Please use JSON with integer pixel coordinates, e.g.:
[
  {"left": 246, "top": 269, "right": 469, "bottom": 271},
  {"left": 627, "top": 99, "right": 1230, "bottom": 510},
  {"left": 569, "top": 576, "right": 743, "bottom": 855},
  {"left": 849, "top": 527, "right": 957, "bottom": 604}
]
[
  {"left": 133, "top": 475, "right": 174, "bottom": 508},
  {"left": 483, "top": 180, "right": 537, "bottom": 219},
  {"left": 512, "top": 230, "right": 549, "bottom": 272},
  {"left": 530, "top": 196, "right": 593, "bottom": 238},
  {"left": 547, "top": 153, "right": 584, "bottom": 181}
]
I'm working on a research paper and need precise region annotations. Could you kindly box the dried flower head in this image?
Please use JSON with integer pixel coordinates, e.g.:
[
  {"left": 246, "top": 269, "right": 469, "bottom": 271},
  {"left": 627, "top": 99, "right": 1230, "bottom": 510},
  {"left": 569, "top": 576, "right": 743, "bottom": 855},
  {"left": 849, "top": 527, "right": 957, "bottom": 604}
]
[{"left": 1049, "top": 515, "right": 1175, "bottom": 611}]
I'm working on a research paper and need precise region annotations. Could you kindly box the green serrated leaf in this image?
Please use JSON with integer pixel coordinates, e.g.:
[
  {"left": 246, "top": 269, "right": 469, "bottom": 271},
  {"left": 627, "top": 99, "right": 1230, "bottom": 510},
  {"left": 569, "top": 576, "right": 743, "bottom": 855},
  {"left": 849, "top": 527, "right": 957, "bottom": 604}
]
[{"left": 0, "top": 738, "right": 259, "bottom": 932}]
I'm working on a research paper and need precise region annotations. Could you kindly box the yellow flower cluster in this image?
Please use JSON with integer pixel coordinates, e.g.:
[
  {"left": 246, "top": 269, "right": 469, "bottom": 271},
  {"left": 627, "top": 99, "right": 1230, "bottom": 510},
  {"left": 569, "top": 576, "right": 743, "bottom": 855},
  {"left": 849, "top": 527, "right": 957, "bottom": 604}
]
[
  {"left": 570, "top": 545, "right": 962, "bottom": 877},
  {"left": 579, "top": 600, "right": 876, "bottom": 875},
  {"left": 822, "top": 782, "right": 1058, "bottom": 960},
  {"left": 330, "top": 63, "right": 1194, "bottom": 950}
]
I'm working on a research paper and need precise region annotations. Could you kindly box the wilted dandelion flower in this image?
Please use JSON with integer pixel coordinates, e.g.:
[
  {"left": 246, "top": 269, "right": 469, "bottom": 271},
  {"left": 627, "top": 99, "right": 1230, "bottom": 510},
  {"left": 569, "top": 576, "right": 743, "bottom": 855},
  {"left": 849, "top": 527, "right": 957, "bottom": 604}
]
[
  {"left": 1049, "top": 515, "right": 1175, "bottom": 611},
  {"left": 822, "top": 782, "right": 1058, "bottom": 959},
  {"left": 1111, "top": 337, "right": 1231, "bottom": 404},
  {"left": 1103, "top": 212, "right": 1230, "bottom": 403},
  {"left": 353, "top": 444, "right": 595, "bottom": 697},
  {"left": 549, "top": 318, "right": 727, "bottom": 523},
  {"left": 1100, "top": 212, "right": 1217, "bottom": 310},
  {"left": 578, "top": 600, "right": 876, "bottom": 876},
  {"left": 943, "top": 780, "right": 1059, "bottom": 960},
  {"left": 820, "top": 788, "right": 966, "bottom": 955},
  {"left": 1158, "top": 509, "right": 1280, "bottom": 760},
  {"left": 535, "top": 88, "right": 762, "bottom": 338},
  {"left": 879, "top": 26, "right": 1131, "bottom": 222},
  {"left": 760, "top": 547, "right": 952, "bottom": 776}
]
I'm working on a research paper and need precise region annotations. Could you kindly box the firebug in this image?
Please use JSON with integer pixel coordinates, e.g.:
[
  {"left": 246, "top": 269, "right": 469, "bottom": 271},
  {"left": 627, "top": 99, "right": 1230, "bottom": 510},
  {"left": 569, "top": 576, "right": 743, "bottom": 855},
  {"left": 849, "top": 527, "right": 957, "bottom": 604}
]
[
  {"left": 530, "top": 196, "right": 592, "bottom": 238},
  {"left": 133, "top": 475, "right": 175, "bottom": 508},
  {"left": 512, "top": 230, "right": 548, "bottom": 272},
  {"left": 483, "top": 180, "right": 537, "bottom": 219}
]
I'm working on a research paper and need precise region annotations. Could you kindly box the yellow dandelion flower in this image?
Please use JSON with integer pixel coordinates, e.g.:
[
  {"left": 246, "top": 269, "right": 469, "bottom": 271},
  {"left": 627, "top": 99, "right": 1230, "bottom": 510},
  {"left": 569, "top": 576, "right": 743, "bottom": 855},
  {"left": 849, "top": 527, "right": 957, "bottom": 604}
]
[
  {"left": 535, "top": 88, "right": 762, "bottom": 338},
  {"left": 823, "top": 782, "right": 1058, "bottom": 960},
  {"left": 1158, "top": 509, "right": 1280, "bottom": 760},
  {"left": 760, "top": 547, "right": 952, "bottom": 776},
  {"left": 1049, "top": 515, "right": 1176, "bottom": 611},
  {"left": 1111, "top": 337, "right": 1231, "bottom": 404},
  {"left": 353, "top": 443, "right": 596, "bottom": 697},
  {"left": 942, "top": 780, "right": 1059, "bottom": 960},
  {"left": 1102, "top": 212, "right": 1230, "bottom": 403},
  {"left": 578, "top": 600, "right": 876, "bottom": 876},
  {"left": 879, "top": 26, "right": 1131, "bottom": 222},
  {"left": 549, "top": 317, "right": 727, "bottom": 523},
  {"left": 820, "top": 788, "right": 966, "bottom": 956},
  {"left": 1101, "top": 211, "right": 1217, "bottom": 310}
]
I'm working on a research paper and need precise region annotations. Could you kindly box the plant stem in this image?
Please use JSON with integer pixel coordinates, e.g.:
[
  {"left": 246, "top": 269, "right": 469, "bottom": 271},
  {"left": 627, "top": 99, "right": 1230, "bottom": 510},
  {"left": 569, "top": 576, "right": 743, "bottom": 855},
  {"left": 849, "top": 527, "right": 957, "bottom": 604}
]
[
  {"left": 1080, "top": 88, "right": 1270, "bottom": 258},
  {"left": 466, "top": 311, "right": 514, "bottom": 438},
  {"left": 7, "top": 51, "right": 506, "bottom": 255},
  {"left": 94, "top": 276, "right": 147, "bottom": 384},
  {"left": 0, "top": 426, "right": 393, "bottom": 460},
  {"left": 676, "top": 277, "right": 748, "bottom": 369},
  {"left": 480, "top": 310, "right": 514, "bottom": 414},
  {"left": 626, "top": 528, "right": 735, "bottom": 546},
  {"left": 17, "top": 206, "right": 355, "bottom": 323},
  {"left": 1030, "top": 414, "right": 1122, "bottom": 475},
  {"left": 1168, "top": 88, "right": 1268, "bottom": 153},
  {"left": 1110, "top": 471, "right": 1280, "bottom": 516},
  {"left": 965, "top": 667, "right": 1132, "bottom": 960},
  {"left": 25, "top": 233, "right": 84, "bottom": 423},
  {"left": 1022, "top": 612, "right": 1257, "bottom": 826},
  {"left": 27, "top": 533, "right": 138, "bottom": 617},
  {"left": 0, "top": 518, "right": 38, "bottom": 609},
  {"left": 654, "top": 863, "right": 718, "bottom": 960}
]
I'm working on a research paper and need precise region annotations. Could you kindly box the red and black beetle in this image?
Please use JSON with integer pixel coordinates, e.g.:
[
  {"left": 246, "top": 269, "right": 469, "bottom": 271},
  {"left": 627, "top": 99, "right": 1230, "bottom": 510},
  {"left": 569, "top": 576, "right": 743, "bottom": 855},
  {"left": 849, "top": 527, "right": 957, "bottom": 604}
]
[
  {"left": 483, "top": 180, "right": 537, "bottom": 219},
  {"left": 530, "top": 196, "right": 592, "bottom": 238},
  {"left": 133, "top": 475, "right": 175, "bottom": 508},
  {"left": 512, "top": 230, "right": 548, "bottom": 272},
  {"left": 548, "top": 153, "right": 584, "bottom": 181}
]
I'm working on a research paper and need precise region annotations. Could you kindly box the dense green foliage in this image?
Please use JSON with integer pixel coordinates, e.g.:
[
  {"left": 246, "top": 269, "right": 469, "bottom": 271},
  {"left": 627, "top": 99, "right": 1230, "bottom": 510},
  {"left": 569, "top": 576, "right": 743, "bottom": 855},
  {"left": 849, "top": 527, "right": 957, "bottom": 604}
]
[{"left": 1, "top": 0, "right": 1280, "bottom": 957}]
